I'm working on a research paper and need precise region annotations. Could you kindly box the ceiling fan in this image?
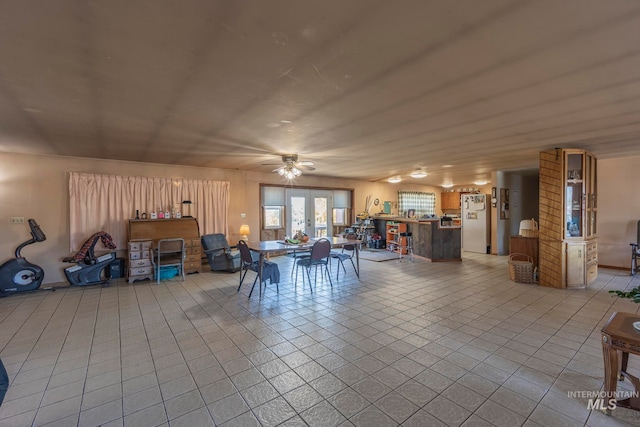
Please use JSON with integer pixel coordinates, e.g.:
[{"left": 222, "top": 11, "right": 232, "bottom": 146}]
[{"left": 263, "top": 154, "right": 315, "bottom": 179}]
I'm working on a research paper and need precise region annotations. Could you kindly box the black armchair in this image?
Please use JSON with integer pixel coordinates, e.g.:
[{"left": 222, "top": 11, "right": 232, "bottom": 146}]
[{"left": 201, "top": 234, "right": 241, "bottom": 273}]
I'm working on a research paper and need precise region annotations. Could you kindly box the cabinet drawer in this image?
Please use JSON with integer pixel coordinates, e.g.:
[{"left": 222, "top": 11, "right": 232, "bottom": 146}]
[
  {"left": 129, "top": 259, "right": 151, "bottom": 268},
  {"left": 184, "top": 261, "right": 201, "bottom": 272},
  {"left": 187, "top": 238, "right": 200, "bottom": 248},
  {"left": 129, "top": 240, "right": 152, "bottom": 252},
  {"left": 129, "top": 251, "right": 142, "bottom": 260},
  {"left": 185, "top": 254, "right": 200, "bottom": 263},
  {"left": 129, "top": 266, "right": 153, "bottom": 276}
]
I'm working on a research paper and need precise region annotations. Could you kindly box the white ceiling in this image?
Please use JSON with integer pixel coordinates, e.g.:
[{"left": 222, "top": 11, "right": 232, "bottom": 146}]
[{"left": 1, "top": 0, "right": 640, "bottom": 186}]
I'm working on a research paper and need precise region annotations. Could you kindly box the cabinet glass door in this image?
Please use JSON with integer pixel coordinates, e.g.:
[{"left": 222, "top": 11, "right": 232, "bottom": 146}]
[
  {"left": 565, "top": 153, "right": 584, "bottom": 238},
  {"left": 586, "top": 154, "right": 597, "bottom": 237}
]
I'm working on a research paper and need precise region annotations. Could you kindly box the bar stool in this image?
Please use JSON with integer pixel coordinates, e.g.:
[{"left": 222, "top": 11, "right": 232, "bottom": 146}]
[{"left": 398, "top": 232, "right": 414, "bottom": 262}]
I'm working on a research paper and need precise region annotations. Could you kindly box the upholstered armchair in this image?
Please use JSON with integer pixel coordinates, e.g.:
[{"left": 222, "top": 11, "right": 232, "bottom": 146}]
[{"left": 201, "top": 234, "right": 241, "bottom": 273}]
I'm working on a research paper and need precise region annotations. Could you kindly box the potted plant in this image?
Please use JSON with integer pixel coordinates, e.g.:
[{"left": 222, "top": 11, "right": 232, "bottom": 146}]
[{"left": 609, "top": 288, "right": 640, "bottom": 303}]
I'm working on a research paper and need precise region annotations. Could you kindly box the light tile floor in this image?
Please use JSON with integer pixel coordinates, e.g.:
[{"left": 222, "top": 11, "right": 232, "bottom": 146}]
[{"left": 2, "top": 251, "right": 640, "bottom": 426}]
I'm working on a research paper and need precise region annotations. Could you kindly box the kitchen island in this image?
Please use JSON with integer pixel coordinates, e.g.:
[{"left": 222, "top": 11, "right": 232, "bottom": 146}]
[{"left": 377, "top": 217, "right": 461, "bottom": 262}]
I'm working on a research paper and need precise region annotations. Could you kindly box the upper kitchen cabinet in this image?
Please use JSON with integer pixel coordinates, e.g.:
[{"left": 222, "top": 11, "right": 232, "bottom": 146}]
[
  {"left": 441, "top": 192, "right": 461, "bottom": 210},
  {"left": 539, "top": 148, "right": 597, "bottom": 289}
]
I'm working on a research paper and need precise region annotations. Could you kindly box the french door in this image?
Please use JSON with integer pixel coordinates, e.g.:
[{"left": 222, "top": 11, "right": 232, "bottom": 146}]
[{"left": 286, "top": 189, "right": 332, "bottom": 238}]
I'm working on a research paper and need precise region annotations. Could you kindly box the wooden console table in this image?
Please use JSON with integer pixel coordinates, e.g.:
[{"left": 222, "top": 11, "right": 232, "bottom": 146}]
[
  {"left": 601, "top": 312, "right": 640, "bottom": 414},
  {"left": 128, "top": 218, "right": 202, "bottom": 275}
]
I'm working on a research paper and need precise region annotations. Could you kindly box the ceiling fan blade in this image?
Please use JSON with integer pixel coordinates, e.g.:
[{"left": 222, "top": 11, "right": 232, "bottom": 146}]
[
  {"left": 297, "top": 161, "right": 314, "bottom": 166},
  {"left": 299, "top": 165, "right": 315, "bottom": 171}
]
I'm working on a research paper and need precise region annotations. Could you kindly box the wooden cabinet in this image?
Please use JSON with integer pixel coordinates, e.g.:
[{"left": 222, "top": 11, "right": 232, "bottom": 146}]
[
  {"left": 510, "top": 236, "right": 538, "bottom": 268},
  {"left": 386, "top": 222, "right": 407, "bottom": 254},
  {"left": 539, "top": 148, "right": 597, "bottom": 288},
  {"left": 441, "top": 192, "right": 461, "bottom": 210},
  {"left": 128, "top": 218, "right": 202, "bottom": 282},
  {"left": 127, "top": 240, "right": 154, "bottom": 283}
]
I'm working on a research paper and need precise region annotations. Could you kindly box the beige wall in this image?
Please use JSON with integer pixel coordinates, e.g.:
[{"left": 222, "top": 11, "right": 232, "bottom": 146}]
[
  {"left": 0, "top": 152, "right": 441, "bottom": 284},
  {"left": 598, "top": 156, "right": 640, "bottom": 269},
  {"left": 3, "top": 151, "right": 633, "bottom": 285}
]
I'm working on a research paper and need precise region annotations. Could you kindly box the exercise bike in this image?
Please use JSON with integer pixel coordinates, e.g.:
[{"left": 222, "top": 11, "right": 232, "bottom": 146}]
[
  {"left": 63, "top": 232, "right": 116, "bottom": 287},
  {"left": 0, "top": 219, "right": 51, "bottom": 297}
]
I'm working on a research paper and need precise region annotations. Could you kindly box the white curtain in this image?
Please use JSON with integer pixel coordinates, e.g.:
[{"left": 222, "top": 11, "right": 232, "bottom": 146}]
[
  {"left": 398, "top": 191, "right": 436, "bottom": 217},
  {"left": 69, "top": 172, "right": 229, "bottom": 251}
]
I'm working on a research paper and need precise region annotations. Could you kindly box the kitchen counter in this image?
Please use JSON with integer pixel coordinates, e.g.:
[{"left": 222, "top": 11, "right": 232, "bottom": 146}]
[{"left": 380, "top": 217, "right": 461, "bottom": 261}]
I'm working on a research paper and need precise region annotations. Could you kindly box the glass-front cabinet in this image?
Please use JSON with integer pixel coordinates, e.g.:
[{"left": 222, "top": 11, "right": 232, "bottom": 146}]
[
  {"left": 564, "top": 150, "right": 597, "bottom": 240},
  {"left": 565, "top": 152, "right": 584, "bottom": 239},
  {"left": 539, "top": 148, "right": 597, "bottom": 289}
]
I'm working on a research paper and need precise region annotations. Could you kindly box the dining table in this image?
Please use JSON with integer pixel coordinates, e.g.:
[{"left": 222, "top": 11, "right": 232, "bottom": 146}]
[{"left": 247, "top": 236, "right": 361, "bottom": 295}]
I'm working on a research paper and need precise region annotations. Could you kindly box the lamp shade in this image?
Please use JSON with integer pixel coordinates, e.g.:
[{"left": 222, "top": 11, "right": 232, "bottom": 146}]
[{"left": 239, "top": 224, "right": 250, "bottom": 241}]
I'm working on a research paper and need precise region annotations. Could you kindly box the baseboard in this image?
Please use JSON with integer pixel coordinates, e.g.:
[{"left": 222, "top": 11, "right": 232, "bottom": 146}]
[{"left": 598, "top": 264, "right": 630, "bottom": 271}]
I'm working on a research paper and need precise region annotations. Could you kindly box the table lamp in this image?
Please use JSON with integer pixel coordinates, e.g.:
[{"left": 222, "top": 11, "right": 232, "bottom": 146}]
[{"left": 239, "top": 224, "right": 250, "bottom": 241}]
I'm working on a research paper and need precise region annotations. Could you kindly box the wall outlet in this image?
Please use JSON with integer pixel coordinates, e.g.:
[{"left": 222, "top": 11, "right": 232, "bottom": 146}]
[{"left": 10, "top": 217, "right": 24, "bottom": 224}]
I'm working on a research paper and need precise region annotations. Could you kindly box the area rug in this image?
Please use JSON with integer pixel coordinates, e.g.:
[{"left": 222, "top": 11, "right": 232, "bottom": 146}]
[{"left": 359, "top": 250, "right": 399, "bottom": 262}]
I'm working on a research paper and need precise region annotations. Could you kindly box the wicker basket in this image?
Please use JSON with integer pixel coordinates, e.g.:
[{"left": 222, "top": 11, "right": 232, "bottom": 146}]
[{"left": 509, "top": 253, "right": 535, "bottom": 284}]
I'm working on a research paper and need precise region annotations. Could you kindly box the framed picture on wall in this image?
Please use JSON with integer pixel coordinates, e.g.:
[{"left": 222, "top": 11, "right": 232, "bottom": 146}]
[{"left": 500, "top": 188, "right": 509, "bottom": 219}]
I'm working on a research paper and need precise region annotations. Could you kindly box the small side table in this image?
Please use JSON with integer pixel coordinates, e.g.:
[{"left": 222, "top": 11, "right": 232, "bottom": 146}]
[{"left": 601, "top": 312, "right": 640, "bottom": 414}]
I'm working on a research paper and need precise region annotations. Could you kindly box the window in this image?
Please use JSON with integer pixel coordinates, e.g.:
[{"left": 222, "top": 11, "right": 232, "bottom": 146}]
[
  {"left": 263, "top": 206, "right": 283, "bottom": 229},
  {"left": 333, "top": 208, "right": 349, "bottom": 226},
  {"left": 398, "top": 191, "right": 435, "bottom": 217}
]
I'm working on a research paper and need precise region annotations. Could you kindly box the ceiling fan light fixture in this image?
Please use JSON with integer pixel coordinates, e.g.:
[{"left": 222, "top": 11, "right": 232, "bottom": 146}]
[
  {"left": 442, "top": 183, "right": 454, "bottom": 188},
  {"left": 474, "top": 180, "right": 488, "bottom": 186},
  {"left": 276, "top": 164, "right": 303, "bottom": 180},
  {"left": 410, "top": 169, "right": 427, "bottom": 178},
  {"left": 387, "top": 176, "right": 402, "bottom": 184}
]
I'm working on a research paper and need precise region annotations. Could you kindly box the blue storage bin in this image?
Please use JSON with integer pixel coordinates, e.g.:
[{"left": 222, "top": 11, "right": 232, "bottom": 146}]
[{"left": 157, "top": 266, "right": 179, "bottom": 280}]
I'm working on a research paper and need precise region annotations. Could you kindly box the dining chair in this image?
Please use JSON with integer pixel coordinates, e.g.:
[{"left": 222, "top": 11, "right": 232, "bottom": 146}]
[
  {"left": 331, "top": 232, "right": 358, "bottom": 280},
  {"left": 237, "top": 240, "right": 279, "bottom": 298},
  {"left": 150, "top": 238, "right": 185, "bottom": 284},
  {"left": 295, "top": 238, "right": 332, "bottom": 292}
]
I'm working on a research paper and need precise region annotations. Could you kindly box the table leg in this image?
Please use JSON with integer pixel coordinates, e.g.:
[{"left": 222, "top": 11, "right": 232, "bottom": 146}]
[
  {"left": 602, "top": 336, "right": 619, "bottom": 415},
  {"left": 355, "top": 243, "right": 360, "bottom": 279},
  {"left": 621, "top": 351, "right": 630, "bottom": 380}
]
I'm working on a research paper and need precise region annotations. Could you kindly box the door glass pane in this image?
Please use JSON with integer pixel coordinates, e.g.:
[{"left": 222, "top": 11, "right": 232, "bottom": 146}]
[
  {"left": 314, "top": 197, "right": 327, "bottom": 237},
  {"left": 291, "top": 196, "right": 306, "bottom": 237}
]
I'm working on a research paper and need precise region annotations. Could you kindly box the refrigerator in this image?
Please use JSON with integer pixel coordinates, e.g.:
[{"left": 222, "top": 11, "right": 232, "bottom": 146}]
[{"left": 461, "top": 194, "right": 491, "bottom": 254}]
